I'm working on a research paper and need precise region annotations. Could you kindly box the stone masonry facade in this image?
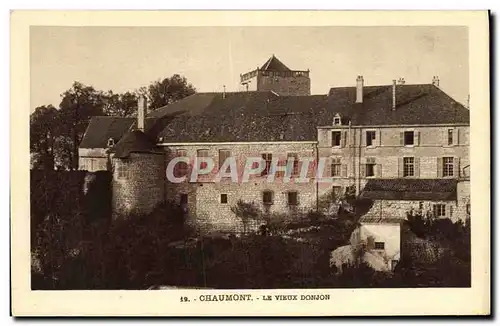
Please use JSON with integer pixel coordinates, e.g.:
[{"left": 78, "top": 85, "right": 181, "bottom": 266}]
[
  {"left": 78, "top": 56, "right": 470, "bottom": 231},
  {"left": 162, "top": 142, "right": 318, "bottom": 232},
  {"left": 111, "top": 153, "right": 165, "bottom": 217}
]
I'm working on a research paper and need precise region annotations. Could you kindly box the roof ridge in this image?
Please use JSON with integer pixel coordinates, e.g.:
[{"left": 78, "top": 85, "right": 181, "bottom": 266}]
[{"left": 259, "top": 55, "right": 291, "bottom": 72}]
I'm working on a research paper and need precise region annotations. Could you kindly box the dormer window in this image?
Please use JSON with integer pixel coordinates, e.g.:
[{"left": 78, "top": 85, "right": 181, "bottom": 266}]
[
  {"left": 333, "top": 113, "right": 342, "bottom": 126},
  {"left": 107, "top": 138, "right": 115, "bottom": 147}
]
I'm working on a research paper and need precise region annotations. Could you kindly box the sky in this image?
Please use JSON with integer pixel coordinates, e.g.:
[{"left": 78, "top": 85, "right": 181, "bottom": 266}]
[{"left": 30, "top": 26, "right": 469, "bottom": 110}]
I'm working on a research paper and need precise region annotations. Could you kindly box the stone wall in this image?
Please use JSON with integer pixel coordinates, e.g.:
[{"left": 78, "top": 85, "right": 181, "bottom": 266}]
[
  {"left": 363, "top": 199, "right": 466, "bottom": 222},
  {"left": 112, "top": 153, "right": 165, "bottom": 218},
  {"left": 162, "top": 142, "right": 318, "bottom": 233},
  {"left": 78, "top": 148, "right": 109, "bottom": 172},
  {"left": 457, "top": 179, "right": 470, "bottom": 221},
  {"left": 257, "top": 73, "right": 311, "bottom": 96},
  {"left": 240, "top": 70, "right": 311, "bottom": 96},
  {"left": 317, "top": 124, "right": 470, "bottom": 194}
]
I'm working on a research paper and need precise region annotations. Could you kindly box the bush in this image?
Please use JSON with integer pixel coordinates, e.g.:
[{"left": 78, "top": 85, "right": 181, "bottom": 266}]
[{"left": 230, "top": 200, "right": 262, "bottom": 234}]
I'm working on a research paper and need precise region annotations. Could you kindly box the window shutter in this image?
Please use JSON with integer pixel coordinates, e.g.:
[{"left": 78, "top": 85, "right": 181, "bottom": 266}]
[
  {"left": 341, "top": 164, "right": 347, "bottom": 178},
  {"left": 323, "top": 161, "right": 331, "bottom": 178},
  {"left": 376, "top": 164, "right": 382, "bottom": 177},
  {"left": 454, "top": 129, "right": 460, "bottom": 146},
  {"left": 414, "top": 131, "right": 420, "bottom": 146},
  {"left": 399, "top": 132, "right": 404, "bottom": 146},
  {"left": 342, "top": 131, "right": 348, "bottom": 148},
  {"left": 414, "top": 157, "right": 420, "bottom": 178},
  {"left": 437, "top": 157, "right": 443, "bottom": 178},
  {"left": 398, "top": 157, "right": 403, "bottom": 177},
  {"left": 360, "top": 164, "right": 366, "bottom": 177},
  {"left": 378, "top": 129, "right": 382, "bottom": 147},
  {"left": 318, "top": 130, "right": 326, "bottom": 146},
  {"left": 453, "top": 157, "right": 460, "bottom": 178}
]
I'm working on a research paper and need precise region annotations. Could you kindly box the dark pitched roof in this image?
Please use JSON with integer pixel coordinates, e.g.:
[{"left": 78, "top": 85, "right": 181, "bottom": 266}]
[
  {"left": 79, "top": 83, "right": 470, "bottom": 147},
  {"left": 155, "top": 92, "right": 330, "bottom": 142},
  {"left": 343, "top": 84, "right": 470, "bottom": 125},
  {"left": 79, "top": 117, "right": 135, "bottom": 149},
  {"left": 112, "top": 130, "right": 159, "bottom": 158},
  {"left": 80, "top": 116, "right": 162, "bottom": 149},
  {"left": 360, "top": 178, "right": 457, "bottom": 201},
  {"left": 260, "top": 55, "right": 291, "bottom": 72}
]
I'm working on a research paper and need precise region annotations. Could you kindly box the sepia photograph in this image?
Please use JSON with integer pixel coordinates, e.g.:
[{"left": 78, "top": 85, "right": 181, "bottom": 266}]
[{"left": 11, "top": 10, "right": 490, "bottom": 316}]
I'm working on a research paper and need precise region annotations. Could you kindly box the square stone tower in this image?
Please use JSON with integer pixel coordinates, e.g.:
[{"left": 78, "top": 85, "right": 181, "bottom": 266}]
[{"left": 240, "top": 55, "right": 311, "bottom": 96}]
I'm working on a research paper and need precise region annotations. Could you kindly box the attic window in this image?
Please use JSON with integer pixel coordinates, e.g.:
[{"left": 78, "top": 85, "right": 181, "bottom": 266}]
[
  {"left": 107, "top": 138, "right": 115, "bottom": 147},
  {"left": 333, "top": 114, "right": 342, "bottom": 126}
]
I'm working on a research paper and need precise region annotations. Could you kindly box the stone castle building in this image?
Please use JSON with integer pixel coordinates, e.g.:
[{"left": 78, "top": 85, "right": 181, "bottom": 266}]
[
  {"left": 240, "top": 55, "right": 311, "bottom": 96},
  {"left": 79, "top": 55, "right": 470, "bottom": 233}
]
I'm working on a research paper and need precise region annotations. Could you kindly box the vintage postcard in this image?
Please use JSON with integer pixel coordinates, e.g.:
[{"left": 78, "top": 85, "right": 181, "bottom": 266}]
[{"left": 11, "top": 10, "right": 490, "bottom": 316}]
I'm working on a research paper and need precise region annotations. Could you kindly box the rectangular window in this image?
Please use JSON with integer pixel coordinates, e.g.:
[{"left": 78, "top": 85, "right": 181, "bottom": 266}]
[
  {"left": 197, "top": 149, "right": 209, "bottom": 170},
  {"left": 220, "top": 194, "right": 228, "bottom": 204},
  {"left": 365, "top": 158, "right": 376, "bottom": 177},
  {"left": 365, "top": 164, "right": 375, "bottom": 177},
  {"left": 404, "top": 131, "right": 414, "bottom": 146},
  {"left": 117, "top": 163, "right": 129, "bottom": 179},
  {"left": 366, "top": 131, "right": 376, "bottom": 147},
  {"left": 374, "top": 242, "right": 385, "bottom": 250},
  {"left": 175, "top": 149, "right": 188, "bottom": 178},
  {"left": 433, "top": 204, "right": 446, "bottom": 217},
  {"left": 448, "top": 129, "right": 454, "bottom": 145},
  {"left": 419, "top": 201, "right": 424, "bottom": 210},
  {"left": 261, "top": 153, "right": 272, "bottom": 176},
  {"left": 180, "top": 193, "right": 188, "bottom": 205},
  {"left": 287, "top": 153, "right": 299, "bottom": 176},
  {"left": 263, "top": 191, "right": 274, "bottom": 205},
  {"left": 332, "top": 131, "right": 342, "bottom": 147},
  {"left": 443, "top": 157, "right": 454, "bottom": 177},
  {"left": 403, "top": 157, "right": 415, "bottom": 177},
  {"left": 218, "top": 149, "right": 231, "bottom": 170},
  {"left": 331, "top": 158, "right": 341, "bottom": 177},
  {"left": 287, "top": 191, "right": 298, "bottom": 206}
]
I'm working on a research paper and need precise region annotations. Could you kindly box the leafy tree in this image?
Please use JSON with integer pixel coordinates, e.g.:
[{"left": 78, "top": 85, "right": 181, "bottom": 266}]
[
  {"left": 102, "top": 90, "right": 138, "bottom": 117},
  {"left": 57, "top": 82, "right": 106, "bottom": 170},
  {"left": 30, "top": 105, "right": 58, "bottom": 170},
  {"left": 144, "top": 74, "right": 196, "bottom": 110}
]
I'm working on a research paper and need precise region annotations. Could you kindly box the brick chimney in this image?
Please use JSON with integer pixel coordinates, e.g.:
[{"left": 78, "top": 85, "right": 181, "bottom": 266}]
[
  {"left": 137, "top": 95, "right": 147, "bottom": 132},
  {"left": 392, "top": 80, "right": 397, "bottom": 110},
  {"left": 356, "top": 76, "right": 364, "bottom": 103},
  {"left": 432, "top": 76, "right": 440, "bottom": 87}
]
